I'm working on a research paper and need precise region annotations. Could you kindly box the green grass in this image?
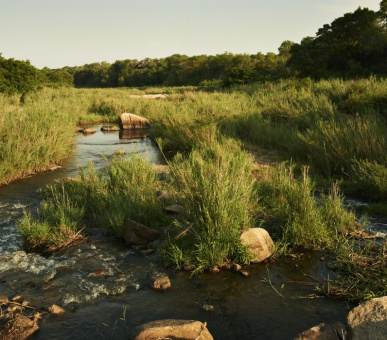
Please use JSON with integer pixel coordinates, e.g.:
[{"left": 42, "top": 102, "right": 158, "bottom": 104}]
[
  {"left": 161, "top": 141, "right": 256, "bottom": 273},
  {"left": 17, "top": 155, "right": 167, "bottom": 252}
]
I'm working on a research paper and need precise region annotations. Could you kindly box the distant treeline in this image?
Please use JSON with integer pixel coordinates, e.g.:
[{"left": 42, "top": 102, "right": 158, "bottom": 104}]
[{"left": 1, "top": 1, "right": 386, "bottom": 94}]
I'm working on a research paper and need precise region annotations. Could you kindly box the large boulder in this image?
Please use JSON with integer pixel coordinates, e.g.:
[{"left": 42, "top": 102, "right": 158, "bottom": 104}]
[
  {"left": 123, "top": 219, "right": 160, "bottom": 246},
  {"left": 347, "top": 296, "right": 387, "bottom": 340},
  {"left": 240, "top": 228, "right": 275, "bottom": 263},
  {"left": 118, "top": 113, "right": 151, "bottom": 130},
  {"left": 129, "top": 319, "right": 213, "bottom": 340}
]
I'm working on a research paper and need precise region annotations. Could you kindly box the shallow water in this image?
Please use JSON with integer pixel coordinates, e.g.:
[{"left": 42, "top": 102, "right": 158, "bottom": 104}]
[{"left": 0, "top": 125, "right": 383, "bottom": 339}]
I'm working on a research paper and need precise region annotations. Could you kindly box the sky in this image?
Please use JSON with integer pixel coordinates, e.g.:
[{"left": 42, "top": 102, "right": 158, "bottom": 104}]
[{"left": 0, "top": 0, "right": 382, "bottom": 69}]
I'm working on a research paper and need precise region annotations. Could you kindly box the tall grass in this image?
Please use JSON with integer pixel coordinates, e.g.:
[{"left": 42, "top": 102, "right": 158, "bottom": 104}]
[
  {"left": 256, "top": 164, "right": 359, "bottom": 252},
  {"left": 161, "top": 142, "right": 256, "bottom": 272},
  {"left": 17, "top": 155, "right": 167, "bottom": 252}
]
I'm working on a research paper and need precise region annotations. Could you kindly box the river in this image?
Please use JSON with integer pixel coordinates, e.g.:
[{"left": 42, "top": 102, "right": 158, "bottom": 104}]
[{"left": 0, "top": 125, "right": 383, "bottom": 339}]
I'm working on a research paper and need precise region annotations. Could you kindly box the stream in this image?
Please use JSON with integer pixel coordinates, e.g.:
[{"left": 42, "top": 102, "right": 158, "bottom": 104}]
[{"left": 0, "top": 125, "right": 384, "bottom": 339}]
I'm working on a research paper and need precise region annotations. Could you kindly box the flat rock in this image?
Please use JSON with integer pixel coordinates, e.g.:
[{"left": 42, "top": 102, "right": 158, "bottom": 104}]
[
  {"left": 165, "top": 204, "right": 184, "bottom": 214},
  {"left": 118, "top": 113, "right": 151, "bottom": 130},
  {"left": 83, "top": 128, "right": 96, "bottom": 135},
  {"left": 129, "top": 319, "right": 213, "bottom": 340},
  {"left": 240, "top": 228, "right": 275, "bottom": 263},
  {"left": 347, "top": 296, "right": 387, "bottom": 340},
  {"left": 1, "top": 315, "right": 40, "bottom": 340},
  {"left": 123, "top": 219, "right": 160, "bottom": 246}
]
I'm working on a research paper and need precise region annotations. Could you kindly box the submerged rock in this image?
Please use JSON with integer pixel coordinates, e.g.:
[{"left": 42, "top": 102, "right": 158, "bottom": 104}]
[
  {"left": 347, "top": 296, "right": 387, "bottom": 340},
  {"left": 123, "top": 219, "right": 160, "bottom": 246},
  {"left": 240, "top": 228, "right": 275, "bottom": 263},
  {"left": 129, "top": 319, "right": 213, "bottom": 340},
  {"left": 101, "top": 125, "right": 120, "bottom": 131},
  {"left": 0, "top": 314, "right": 40, "bottom": 340},
  {"left": 118, "top": 113, "right": 151, "bottom": 130}
]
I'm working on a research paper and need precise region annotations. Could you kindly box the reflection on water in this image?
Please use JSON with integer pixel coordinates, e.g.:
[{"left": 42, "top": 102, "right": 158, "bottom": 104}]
[{"left": 119, "top": 129, "right": 149, "bottom": 139}]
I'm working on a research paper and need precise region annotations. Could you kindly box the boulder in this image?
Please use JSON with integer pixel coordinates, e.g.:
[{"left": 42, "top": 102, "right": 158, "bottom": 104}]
[
  {"left": 118, "top": 113, "right": 151, "bottom": 130},
  {"left": 347, "top": 296, "right": 387, "bottom": 340},
  {"left": 129, "top": 319, "right": 213, "bottom": 340},
  {"left": 123, "top": 219, "right": 160, "bottom": 246},
  {"left": 101, "top": 125, "right": 120, "bottom": 131},
  {"left": 240, "top": 228, "right": 275, "bottom": 263}
]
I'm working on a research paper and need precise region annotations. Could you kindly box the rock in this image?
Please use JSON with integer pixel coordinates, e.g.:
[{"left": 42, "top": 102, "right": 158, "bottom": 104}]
[
  {"left": 75, "top": 127, "right": 84, "bottom": 133},
  {"left": 149, "top": 239, "right": 162, "bottom": 249},
  {"left": 294, "top": 322, "right": 346, "bottom": 340},
  {"left": 118, "top": 113, "right": 151, "bottom": 130},
  {"left": 240, "top": 228, "right": 275, "bottom": 263},
  {"left": 129, "top": 319, "right": 213, "bottom": 340},
  {"left": 165, "top": 204, "right": 184, "bottom": 214},
  {"left": 2, "top": 315, "right": 40, "bottom": 340},
  {"left": 202, "top": 304, "right": 214, "bottom": 312},
  {"left": 207, "top": 266, "right": 220, "bottom": 273},
  {"left": 183, "top": 264, "right": 195, "bottom": 271},
  {"left": 0, "top": 295, "right": 8, "bottom": 304},
  {"left": 101, "top": 125, "right": 120, "bottom": 131},
  {"left": 123, "top": 219, "right": 160, "bottom": 246},
  {"left": 21, "top": 301, "right": 31, "bottom": 307},
  {"left": 151, "top": 276, "right": 171, "bottom": 291},
  {"left": 12, "top": 295, "right": 23, "bottom": 302},
  {"left": 89, "top": 269, "right": 108, "bottom": 277},
  {"left": 232, "top": 264, "right": 242, "bottom": 272},
  {"left": 347, "top": 296, "right": 387, "bottom": 340},
  {"left": 48, "top": 304, "right": 67, "bottom": 316},
  {"left": 8, "top": 305, "right": 23, "bottom": 314},
  {"left": 239, "top": 270, "right": 249, "bottom": 277},
  {"left": 220, "top": 262, "right": 232, "bottom": 270},
  {"left": 83, "top": 128, "right": 96, "bottom": 135},
  {"left": 156, "top": 190, "right": 172, "bottom": 202}
]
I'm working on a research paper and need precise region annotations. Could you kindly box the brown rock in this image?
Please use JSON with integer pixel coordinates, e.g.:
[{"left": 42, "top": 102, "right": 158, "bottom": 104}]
[
  {"left": 8, "top": 305, "right": 23, "bottom": 314},
  {"left": 240, "top": 228, "right": 275, "bottom": 263},
  {"left": 123, "top": 219, "right": 160, "bottom": 246},
  {"left": 12, "top": 296, "right": 23, "bottom": 302},
  {"left": 220, "top": 263, "right": 232, "bottom": 270},
  {"left": 295, "top": 323, "right": 347, "bottom": 340},
  {"left": 83, "top": 128, "right": 96, "bottom": 135},
  {"left": 231, "top": 264, "right": 242, "bottom": 272},
  {"left": 48, "top": 304, "right": 67, "bottom": 316},
  {"left": 151, "top": 276, "right": 171, "bottom": 291},
  {"left": 239, "top": 270, "right": 249, "bottom": 277},
  {"left": 347, "top": 296, "right": 387, "bottom": 340},
  {"left": 0, "top": 296, "right": 8, "bottom": 304},
  {"left": 118, "top": 113, "right": 151, "bottom": 130},
  {"left": 89, "top": 269, "right": 108, "bottom": 277},
  {"left": 75, "top": 127, "right": 84, "bottom": 133},
  {"left": 129, "top": 319, "right": 213, "bottom": 340}
]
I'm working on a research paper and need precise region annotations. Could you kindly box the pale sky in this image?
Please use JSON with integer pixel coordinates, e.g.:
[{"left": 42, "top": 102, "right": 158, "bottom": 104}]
[{"left": 0, "top": 0, "right": 382, "bottom": 69}]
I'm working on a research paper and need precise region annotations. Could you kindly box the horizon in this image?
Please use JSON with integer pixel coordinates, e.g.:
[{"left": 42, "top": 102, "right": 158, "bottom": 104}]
[{"left": 0, "top": 0, "right": 382, "bottom": 69}]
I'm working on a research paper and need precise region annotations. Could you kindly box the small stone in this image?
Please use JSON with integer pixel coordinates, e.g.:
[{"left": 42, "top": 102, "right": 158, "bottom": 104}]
[
  {"left": 89, "top": 269, "right": 108, "bottom": 277},
  {"left": 220, "top": 263, "right": 232, "bottom": 270},
  {"left": 202, "top": 304, "right": 214, "bottom": 312},
  {"left": 232, "top": 264, "right": 242, "bottom": 272},
  {"left": 182, "top": 264, "right": 195, "bottom": 271},
  {"left": 239, "top": 270, "right": 249, "bottom": 277},
  {"left": 75, "top": 127, "right": 84, "bottom": 133},
  {"left": 83, "top": 128, "right": 96, "bottom": 135},
  {"left": 0, "top": 295, "right": 9, "bottom": 304},
  {"left": 207, "top": 266, "right": 220, "bottom": 273},
  {"left": 320, "top": 256, "right": 326, "bottom": 261},
  {"left": 101, "top": 125, "right": 120, "bottom": 131},
  {"left": 90, "top": 244, "right": 97, "bottom": 250},
  {"left": 48, "top": 304, "right": 67, "bottom": 316},
  {"left": 151, "top": 276, "right": 171, "bottom": 291}
]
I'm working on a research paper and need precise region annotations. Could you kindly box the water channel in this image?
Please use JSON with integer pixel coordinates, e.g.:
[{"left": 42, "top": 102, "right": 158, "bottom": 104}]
[{"left": 0, "top": 125, "right": 384, "bottom": 339}]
